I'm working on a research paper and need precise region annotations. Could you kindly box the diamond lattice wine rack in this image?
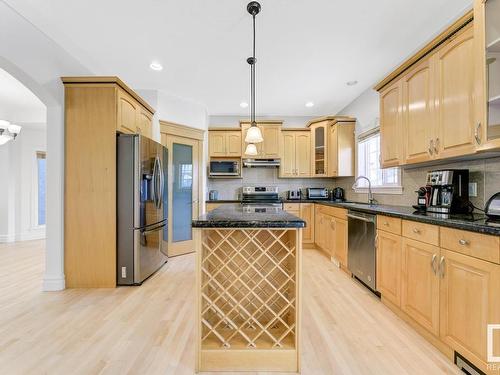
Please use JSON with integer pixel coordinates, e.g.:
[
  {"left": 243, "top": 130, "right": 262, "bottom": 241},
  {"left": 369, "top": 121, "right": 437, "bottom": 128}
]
[{"left": 195, "top": 228, "right": 302, "bottom": 372}]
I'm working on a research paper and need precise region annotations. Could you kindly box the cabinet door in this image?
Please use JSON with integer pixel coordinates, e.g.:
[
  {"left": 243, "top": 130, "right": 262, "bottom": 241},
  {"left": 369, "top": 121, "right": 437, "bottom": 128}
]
[
  {"left": 300, "top": 203, "right": 314, "bottom": 244},
  {"left": 209, "top": 132, "right": 226, "bottom": 157},
  {"left": 377, "top": 231, "right": 402, "bottom": 307},
  {"left": 328, "top": 125, "right": 338, "bottom": 176},
  {"left": 137, "top": 108, "right": 153, "bottom": 139},
  {"left": 435, "top": 26, "right": 476, "bottom": 159},
  {"left": 439, "top": 249, "right": 500, "bottom": 365},
  {"left": 380, "top": 79, "right": 403, "bottom": 167},
  {"left": 334, "top": 218, "right": 348, "bottom": 267},
  {"left": 401, "top": 238, "right": 440, "bottom": 335},
  {"left": 402, "top": 58, "right": 435, "bottom": 164},
  {"left": 314, "top": 211, "right": 325, "bottom": 250},
  {"left": 117, "top": 91, "right": 138, "bottom": 134},
  {"left": 311, "top": 123, "right": 328, "bottom": 177},
  {"left": 226, "top": 131, "right": 242, "bottom": 157},
  {"left": 280, "top": 132, "right": 296, "bottom": 177},
  {"left": 295, "top": 132, "right": 311, "bottom": 177},
  {"left": 261, "top": 125, "right": 280, "bottom": 158}
]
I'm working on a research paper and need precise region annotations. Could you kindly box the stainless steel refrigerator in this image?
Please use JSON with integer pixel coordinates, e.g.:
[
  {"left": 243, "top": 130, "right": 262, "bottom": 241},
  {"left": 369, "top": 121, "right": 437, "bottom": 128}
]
[{"left": 117, "top": 134, "right": 168, "bottom": 285}]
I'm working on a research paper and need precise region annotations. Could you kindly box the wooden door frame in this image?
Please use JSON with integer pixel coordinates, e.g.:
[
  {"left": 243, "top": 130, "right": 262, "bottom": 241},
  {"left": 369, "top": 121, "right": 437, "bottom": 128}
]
[{"left": 160, "top": 121, "right": 204, "bottom": 257}]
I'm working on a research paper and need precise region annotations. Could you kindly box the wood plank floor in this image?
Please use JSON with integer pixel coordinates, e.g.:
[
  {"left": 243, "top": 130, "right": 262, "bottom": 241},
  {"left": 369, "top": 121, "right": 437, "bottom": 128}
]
[{"left": 0, "top": 241, "right": 461, "bottom": 375}]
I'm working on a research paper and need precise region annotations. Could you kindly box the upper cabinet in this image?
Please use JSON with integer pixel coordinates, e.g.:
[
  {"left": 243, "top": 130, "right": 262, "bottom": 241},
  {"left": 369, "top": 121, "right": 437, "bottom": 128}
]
[
  {"left": 376, "top": 14, "right": 486, "bottom": 167},
  {"left": 307, "top": 116, "right": 355, "bottom": 177},
  {"left": 208, "top": 129, "right": 242, "bottom": 157},
  {"left": 241, "top": 121, "right": 282, "bottom": 158},
  {"left": 475, "top": 0, "right": 500, "bottom": 150},
  {"left": 279, "top": 130, "right": 311, "bottom": 178},
  {"left": 116, "top": 88, "right": 154, "bottom": 139},
  {"left": 380, "top": 80, "right": 403, "bottom": 168}
]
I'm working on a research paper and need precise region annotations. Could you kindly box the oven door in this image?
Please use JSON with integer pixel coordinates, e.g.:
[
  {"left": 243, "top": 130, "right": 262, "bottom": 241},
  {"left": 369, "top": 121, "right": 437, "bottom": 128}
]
[{"left": 209, "top": 160, "right": 240, "bottom": 176}]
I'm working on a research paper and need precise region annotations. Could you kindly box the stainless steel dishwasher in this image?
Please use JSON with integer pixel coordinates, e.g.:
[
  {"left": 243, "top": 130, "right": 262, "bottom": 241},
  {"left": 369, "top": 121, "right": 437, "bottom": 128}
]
[{"left": 347, "top": 210, "right": 377, "bottom": 292}]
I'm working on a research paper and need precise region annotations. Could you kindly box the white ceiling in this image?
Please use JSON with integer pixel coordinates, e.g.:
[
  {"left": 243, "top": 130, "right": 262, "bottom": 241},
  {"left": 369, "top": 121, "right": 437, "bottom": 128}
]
[
  {"left": 5, "top": 0, "right": 472, "bottom": 116},
  {"left": 0, "top": 67, "right": 46, "bottom": 124}
]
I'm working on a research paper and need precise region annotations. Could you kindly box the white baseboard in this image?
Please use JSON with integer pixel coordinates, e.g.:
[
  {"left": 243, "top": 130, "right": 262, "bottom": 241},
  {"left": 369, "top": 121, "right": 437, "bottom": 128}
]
[
  {"left": 42, "top": 274, "right": 65, "bottom": 291},
  {"left": 17, "top": 229, "right": 46, "bottom": 242},
  {"left": 0, "top": 234, "right": 16, "bottom": 243}
]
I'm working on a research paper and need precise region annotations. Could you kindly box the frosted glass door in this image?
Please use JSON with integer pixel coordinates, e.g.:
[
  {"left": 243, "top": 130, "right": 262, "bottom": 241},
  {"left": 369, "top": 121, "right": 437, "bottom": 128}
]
[{"left": 172, "top": 143, "right": 193, "bottom": 242}]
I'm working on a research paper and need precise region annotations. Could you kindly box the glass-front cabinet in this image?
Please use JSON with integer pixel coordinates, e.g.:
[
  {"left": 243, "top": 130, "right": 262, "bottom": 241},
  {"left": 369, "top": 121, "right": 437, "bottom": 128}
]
[
  {"left": 309, "top": 121, "right": 328, "bottom": 177},
  {"left": 476, "top": 0, "right": 500, "bottom": 149}
]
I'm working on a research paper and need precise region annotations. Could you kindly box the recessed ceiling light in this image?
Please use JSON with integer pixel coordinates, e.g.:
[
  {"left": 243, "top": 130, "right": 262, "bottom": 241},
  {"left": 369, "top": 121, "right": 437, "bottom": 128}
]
[
  {"left": 305, "top": 102, "right": 314, "bottom": 108},
  {"left": 346, "top": 80, "right": 358, "bottom": 86},
  {"left": 150, "top": 62, "right": 163, "bottom": 71},
  {"left": 240, "top": 102, "right": 249, "bottom": 108}
]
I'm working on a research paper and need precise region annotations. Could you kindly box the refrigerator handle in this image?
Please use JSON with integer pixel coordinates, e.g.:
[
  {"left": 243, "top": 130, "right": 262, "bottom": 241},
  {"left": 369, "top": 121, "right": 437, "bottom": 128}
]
[
  {"left": 155, "top": 156, "right": 162, "bottom": 209},
  {"left": 159, "top": 157, "right": 165, "bottom": 209},
  {"left": 152, "top": 156, "right": 159, "bottom": 208}
]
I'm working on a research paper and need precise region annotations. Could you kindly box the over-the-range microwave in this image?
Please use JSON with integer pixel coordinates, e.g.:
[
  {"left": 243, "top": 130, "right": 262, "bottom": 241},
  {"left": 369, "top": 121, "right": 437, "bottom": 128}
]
[{"left": 209, "top": 159, "right": 240, "bottom": 177}]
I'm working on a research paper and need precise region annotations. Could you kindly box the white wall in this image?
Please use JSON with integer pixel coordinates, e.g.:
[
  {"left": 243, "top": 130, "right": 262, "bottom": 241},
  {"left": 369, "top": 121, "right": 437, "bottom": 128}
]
[
  {"left": 209, "top": 115, "right": 316, "bottom": 128},
  {"left": 336, "top": 88, "right": 379, "bottom": 135},
  {"left": 0, "top": 1, "right": 92, "bottom": 290},
  {"left": 0, "top": 126, "right": 47, "bottom": 242}
]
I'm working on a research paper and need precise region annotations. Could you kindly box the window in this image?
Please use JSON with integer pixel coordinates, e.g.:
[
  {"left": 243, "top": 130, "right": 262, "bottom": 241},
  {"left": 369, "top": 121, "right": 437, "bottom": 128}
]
[
  {"left": 356, "top": 130, "right": 402, "bottom": 194},
  {"left": 36, "top": 152, "right": 47, "bottom": 226},
  {"left": 179, "top": 164, "right": 193, "bottom": 189}
]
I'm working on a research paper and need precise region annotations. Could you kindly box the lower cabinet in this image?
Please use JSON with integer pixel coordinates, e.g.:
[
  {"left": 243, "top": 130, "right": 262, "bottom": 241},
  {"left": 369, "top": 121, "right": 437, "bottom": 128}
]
[
  {"left": 300, "top": 203, "right": 315, "bottom": 244},
  {"left": 376, "top": 230, "right": 402, "bottom": 307},
  {"left": 401, "top": 238, "right": 440, "bottom": 336},
  {"left": 333, "top": 218, "right": 348, "bottom": 267},
  {"left": 439, "top": 249, "right": 500, "bottom": 367},
  {"left": 314, "top": 209, "right": 326, "bottom": 251}
]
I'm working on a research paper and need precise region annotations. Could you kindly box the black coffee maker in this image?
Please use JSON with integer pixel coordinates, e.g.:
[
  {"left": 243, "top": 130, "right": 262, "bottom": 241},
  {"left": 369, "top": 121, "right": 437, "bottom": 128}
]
[{"left": 426, "top": 169, "right": 470, "bottom": 214}]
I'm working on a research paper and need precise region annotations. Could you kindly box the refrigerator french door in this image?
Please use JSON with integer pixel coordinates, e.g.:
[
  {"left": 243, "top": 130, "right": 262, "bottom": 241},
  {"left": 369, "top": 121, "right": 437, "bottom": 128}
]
[{"left": 117, "top": 134, "right": 168, "bottom": 285}]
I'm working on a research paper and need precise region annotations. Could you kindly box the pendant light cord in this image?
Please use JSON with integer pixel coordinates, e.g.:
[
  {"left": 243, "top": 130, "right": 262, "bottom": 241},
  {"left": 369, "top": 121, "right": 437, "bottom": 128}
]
[{"left": 251, "top": 14, "right": 256, "bottom": 125}]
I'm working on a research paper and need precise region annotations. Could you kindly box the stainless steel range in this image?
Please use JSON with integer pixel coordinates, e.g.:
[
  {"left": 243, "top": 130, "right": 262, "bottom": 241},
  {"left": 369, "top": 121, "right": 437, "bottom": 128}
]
[{"left": 241, "top": 186, "right": 283, "bottom": 211}]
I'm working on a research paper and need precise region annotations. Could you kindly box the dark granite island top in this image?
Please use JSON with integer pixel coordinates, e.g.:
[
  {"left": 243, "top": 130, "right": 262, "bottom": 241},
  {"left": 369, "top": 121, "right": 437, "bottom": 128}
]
[{"left": 192, "top": 204, "right": 306, "bottom": 229}]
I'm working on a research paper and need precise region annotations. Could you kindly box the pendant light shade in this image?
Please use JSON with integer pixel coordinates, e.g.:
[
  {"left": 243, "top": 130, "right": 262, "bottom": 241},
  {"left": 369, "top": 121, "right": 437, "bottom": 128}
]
[
  {"left": 245, "top": 143, "right": 258, "bottom": 156},
  {"left": 245, "top": 125, "right": 263, "bottom": 143}
]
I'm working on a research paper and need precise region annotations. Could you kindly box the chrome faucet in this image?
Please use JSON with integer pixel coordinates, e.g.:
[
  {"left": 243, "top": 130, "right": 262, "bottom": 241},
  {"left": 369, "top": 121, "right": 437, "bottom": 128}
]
[{"left": 352, "top": 176, "right": 375, "bottom": 205}]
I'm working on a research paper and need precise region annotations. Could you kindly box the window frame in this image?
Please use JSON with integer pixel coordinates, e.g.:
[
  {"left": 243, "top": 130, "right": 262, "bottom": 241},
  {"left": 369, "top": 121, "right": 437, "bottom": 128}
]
[{"left": 354, "top": 128, "right": 403, "bottom": 195}]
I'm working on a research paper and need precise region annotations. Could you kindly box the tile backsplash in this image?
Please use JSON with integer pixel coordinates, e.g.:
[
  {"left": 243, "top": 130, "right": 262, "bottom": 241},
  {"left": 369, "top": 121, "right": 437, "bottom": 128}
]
[
  {"left": 208, "top": 157, "right": 500, "bottom": 211},
  {"left": 207, "top": 168, "right": 336, "bottom": 200}
]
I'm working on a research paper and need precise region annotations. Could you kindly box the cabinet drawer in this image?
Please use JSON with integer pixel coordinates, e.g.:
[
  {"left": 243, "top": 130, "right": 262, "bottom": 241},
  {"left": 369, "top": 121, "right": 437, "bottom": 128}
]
[
  {"left": 284, "top": 203, "right": 300, "bottom": 213},
  {"left": 440, "top": 227, "right": 500, "bottom": 264},
  {"left": 317, "top": 205, "right": 347, "bottom": 220},
  {"left": 377, "top": 215, "right": 401, "bottom": 235},
  {"left": 402, "top": 220, "right": 439, "bottom": 246}
]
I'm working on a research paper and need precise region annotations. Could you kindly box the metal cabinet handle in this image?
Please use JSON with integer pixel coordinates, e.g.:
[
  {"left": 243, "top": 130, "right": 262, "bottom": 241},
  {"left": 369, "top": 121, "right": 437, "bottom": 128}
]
[
  {"left": 413, "top": 228, "right": 421, "bottom": 234},
  {"left": 458, "top": 239, "right": 469, "bottom": 246},
  {"left": 434, "top": 138, "right": 439, "bottom": 154},
  {"left": 439, "top": 256, "right": 445, "bottom": 278},
  {"left": 383, "top": 221, "right": 389, "bottom": 226},
  {"left": 330, "top": 219, "right": 335, "bottom": 230},
  {"left": 428, "top": 139, "right": 434, "bottom": 155},
  {"left": 474, "top": 122, "right": 481, "bottom": 145},
  {"left": 431, "top": 254, "right": 438, "bottom": 275}
]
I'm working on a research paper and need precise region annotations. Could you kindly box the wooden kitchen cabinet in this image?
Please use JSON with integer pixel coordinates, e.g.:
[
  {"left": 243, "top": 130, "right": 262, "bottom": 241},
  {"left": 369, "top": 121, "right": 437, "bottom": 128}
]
[
  {"left": 333, "top": 218, "right": 348, "bottom": 267},
  {"left": 137, "top": 108, "right": 153, "bottom": 139},
  {"left": 284, "top": 203, "right": 314, "bottom": 245},
  {"left": 314, "top": 207, "right": 326, "bottom": 251},
  {"left": 241, "top": 121, "right": 282, "bottom": 158},
  {"left": 402, "top": 57, "right": 436, "bottom": 164},
  {"left": 380, "top": 79, "right": 403, "bottom": 168},
  {"left": 439, "top": 248, "right": 500, "bottom": 368},
  {"left": 279, "top": 130, "right": 311, "bottom": 177},
  {"left": 327, "top": 118, "right": 355, "bottom": 177},
  {"left": 117, "top": 89, "right": 153, "bottom": 138},
  {"left": 309, "top": 120, "right": 328, "bottom": 177},
  {"left": 209, "top": 130, "right": 242, "bottom": 157},
  {"left": 377, "top": 230, "right": 402, "bottom": 307},
  {"left": 434, "top": 25, "right": 476, "bottom": 159},
  {"left": 401, "top": 238, "right": 440, "bottom": 336}
]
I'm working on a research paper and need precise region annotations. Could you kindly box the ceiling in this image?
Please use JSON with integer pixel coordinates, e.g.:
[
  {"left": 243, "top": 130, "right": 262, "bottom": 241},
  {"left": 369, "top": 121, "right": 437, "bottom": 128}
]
[
  {"left": 0, "top": 68, "right": 46, "bottom": 124},
  {"left": 5, "top": 0, "right": 472, "bottom": 116}
]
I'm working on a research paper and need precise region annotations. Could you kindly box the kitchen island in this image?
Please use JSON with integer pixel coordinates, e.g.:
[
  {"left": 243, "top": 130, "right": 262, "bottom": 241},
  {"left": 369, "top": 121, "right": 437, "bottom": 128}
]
[{"left": 192, "top": 204, "right": 305, "bottom": 373}]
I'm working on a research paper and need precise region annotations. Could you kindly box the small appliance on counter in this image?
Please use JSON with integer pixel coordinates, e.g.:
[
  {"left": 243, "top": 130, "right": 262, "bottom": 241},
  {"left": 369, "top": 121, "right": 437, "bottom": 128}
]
[
  {"left": 287, "top": 189, "right": 301, "bottom": 200},
  {"left": 425, "top": 169, "right": 471, "bottom": 214},
  {"left": 485, "top": 192, "right": 500, "bottom": 219},
  {"left": 332, "top": 187, "right": 345, "bottom": 202},
  {"left": 208, "top": 190, "right": 219, "bottom": 201},
  {"left": 414, "top": 186, "right": 431, "bottom": 211},
  {"left": 307, "top": 187, "right": 329, "bottom": 200}
]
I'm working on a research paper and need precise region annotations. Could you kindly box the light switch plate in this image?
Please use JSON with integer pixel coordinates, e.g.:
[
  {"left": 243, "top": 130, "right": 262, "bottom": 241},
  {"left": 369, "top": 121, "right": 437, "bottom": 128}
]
[{"left": 469, "top": 182, "right": 478, "bottom": 197}]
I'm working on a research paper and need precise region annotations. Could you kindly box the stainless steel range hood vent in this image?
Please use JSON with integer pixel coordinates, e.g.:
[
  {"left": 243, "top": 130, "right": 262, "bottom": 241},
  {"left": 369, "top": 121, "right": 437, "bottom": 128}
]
[{"left": 243, "top": 158, "right": 280, "bottom": 168}]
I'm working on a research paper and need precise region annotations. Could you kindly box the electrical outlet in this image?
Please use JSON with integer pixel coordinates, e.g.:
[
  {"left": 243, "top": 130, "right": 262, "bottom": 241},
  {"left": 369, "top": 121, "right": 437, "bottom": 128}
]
[
  {"left": 121, "top": 267, "right": 127, "bottom": 278},
  {"left": 469, "top": 182, "right": 478, "bottom": 197}
]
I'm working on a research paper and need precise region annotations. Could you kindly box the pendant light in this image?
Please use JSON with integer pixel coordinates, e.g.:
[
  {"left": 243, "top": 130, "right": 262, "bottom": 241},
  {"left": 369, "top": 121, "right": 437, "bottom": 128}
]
[{"left": 244, "top": 1, "right": 264, "bottom": 145}]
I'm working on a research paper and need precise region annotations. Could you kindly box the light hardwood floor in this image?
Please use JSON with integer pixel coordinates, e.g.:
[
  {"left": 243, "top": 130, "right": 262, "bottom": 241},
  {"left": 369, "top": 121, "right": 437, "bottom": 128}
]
[{"left": 0, "top": 241, "right": 461, "bottom": 375}]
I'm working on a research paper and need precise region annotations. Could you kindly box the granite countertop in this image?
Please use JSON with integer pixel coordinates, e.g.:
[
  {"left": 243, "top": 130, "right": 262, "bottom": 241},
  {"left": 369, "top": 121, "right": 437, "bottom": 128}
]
[
  {"left": 193, "top": 203, "right": 306, "bottom": 229},
  {"left": 204, "top": 199, "right": 500, "bottom": 235}
]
